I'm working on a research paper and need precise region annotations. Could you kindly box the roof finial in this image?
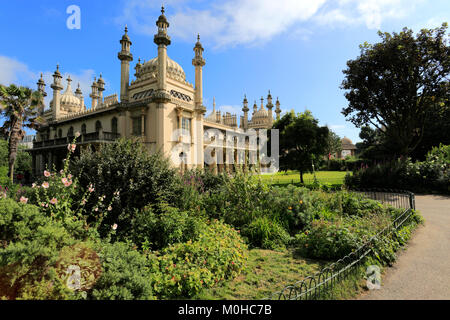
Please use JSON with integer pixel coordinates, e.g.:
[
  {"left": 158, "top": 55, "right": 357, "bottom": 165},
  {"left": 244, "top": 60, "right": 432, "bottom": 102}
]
[
  {"left": 161, "top": 5, "right": 165, "bottom": 14},
  {"left": 125, "top": 25, "right": 128, "bottom": 33},
  {"left": 197, "top": 34, "right": 200, "bottom": 41},
  {"left": 213, "top": 97, "right": 216, "bottom": 111},
  {"left": 67, "top": 75, "right": 72, "bottom": 83}
]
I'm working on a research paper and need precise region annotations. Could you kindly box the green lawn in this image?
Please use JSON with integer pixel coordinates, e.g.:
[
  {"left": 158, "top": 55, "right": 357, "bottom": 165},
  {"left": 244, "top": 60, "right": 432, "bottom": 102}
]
[{"left": 259, "top": 170, "right": 351, "bottom": 185}]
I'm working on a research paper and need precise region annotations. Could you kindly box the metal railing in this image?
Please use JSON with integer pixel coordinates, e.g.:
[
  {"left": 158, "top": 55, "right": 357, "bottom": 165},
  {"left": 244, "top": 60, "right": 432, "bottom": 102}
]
[{"left": 265, "top": 189, "right": 416, "bottom": 300}]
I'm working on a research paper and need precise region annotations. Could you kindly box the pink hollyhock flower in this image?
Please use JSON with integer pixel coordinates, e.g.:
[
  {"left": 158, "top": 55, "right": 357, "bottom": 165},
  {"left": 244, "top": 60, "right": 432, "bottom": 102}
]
[
  {"left": 94, "top": 207, "right": 99, "bottom": 212},
  {"left": 81, "top": 199, "right": 87, "bottom": 205},
  {"left": 44, "top": 171, "right": 51, "bottom": 177},
  {"left": 88, "top": 184, "right": 95, "bottom": 193},
  {"left": 20, "top": 197, "right": 28, "bottom": 204},
  {"left": 32, "top": 183, "right": 36, "bottom": 188},
  {"left": 68, "top": 174, "right": 72, "bottom": 179},
  {"left": 50, "top": 198, "right": 58, "bottom": 205},
  {"left": 112, "top": 224, "right": 118, "bottom": 230},
  {"left": 42, "top": 182, "right": 49, "bottom": 189},
  {"left": 62, "top": 177, "right": 68, "bottom": 184}
]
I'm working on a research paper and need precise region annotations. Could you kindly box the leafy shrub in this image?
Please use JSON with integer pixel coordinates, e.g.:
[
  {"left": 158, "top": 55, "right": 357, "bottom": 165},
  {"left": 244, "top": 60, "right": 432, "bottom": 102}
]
[
  {"left": 90, "top": 242, "right": 156, "bottom": 300},
  {"left": 151, "top": 220, "right": 248, "bottom": 298},
  {"left": 242, "top": 216, "right": 291, "bottom": 250},
  {"left": 127, "top": 203, "right": 207, "bottom": 250},
  {"left": 346, "top": 146, "right": 450, "bottom": 193},
  {"left": 295, "top": 219, "right": 363, "bottom": 260},
  {"left": 0, "top": 198, "right": 80, "bottom": 299},
  {"left": 71, "top": 138, "right": 181, "bottom": 235}
]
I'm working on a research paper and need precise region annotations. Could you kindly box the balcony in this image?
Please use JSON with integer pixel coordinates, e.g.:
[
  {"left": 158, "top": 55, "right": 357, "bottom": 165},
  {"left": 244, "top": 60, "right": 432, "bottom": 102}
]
[{"left": 33, "top": 131, "right": 121, "bottom": 149}]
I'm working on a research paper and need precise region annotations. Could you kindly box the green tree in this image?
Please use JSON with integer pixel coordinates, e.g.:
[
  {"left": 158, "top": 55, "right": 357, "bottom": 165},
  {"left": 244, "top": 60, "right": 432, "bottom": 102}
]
[
  {"left": 273, "top": 110, "right": 329, "bottom": 183},
  {"left": 0, "top": 84, "right": 42, "bottom": 181},
  {"left": 341, "top": 23, "right": 450, "bottom": 157},
  {"left": 325, "top": 130, "right": 342, "bottom": 168}
]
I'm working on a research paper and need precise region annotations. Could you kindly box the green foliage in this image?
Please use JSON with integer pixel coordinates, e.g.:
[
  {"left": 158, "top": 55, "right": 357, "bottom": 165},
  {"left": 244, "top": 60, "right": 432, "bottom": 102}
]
[
  {"left": 273, "top": 110, "right": 329, "bottom": 183},
  {"left": 71, "top": 138, "right": 180, "bottom": 235},
  {"left": 346, "top": 147, "right": 450, "bottom": 193},
  {"left": 0, "top": 198, "right": 79, "bottom": 300},
  {"left": 151, "top": 220, "right": 248, "bottom": 298},
  {"left": 128, "top": 203, "right": 207, "bottom": 251},
  {"left": 342, "top": 24, "right": 450, "bottom": 156},
  {"left": 90, "top": 242, "right": 156, "bottom": 300},
  {"left": 242, "top": 216, "right": 291, "bottom": 250}
]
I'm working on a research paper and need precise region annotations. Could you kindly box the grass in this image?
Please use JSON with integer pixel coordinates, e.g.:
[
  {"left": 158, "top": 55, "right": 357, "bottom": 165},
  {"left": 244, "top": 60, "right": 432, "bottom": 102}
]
[
  {"left": 194, "top": 248, "right": 322, "bottom": 300},
  {"left": 259, "top": 170, "right": 351, "bottom": 186}
]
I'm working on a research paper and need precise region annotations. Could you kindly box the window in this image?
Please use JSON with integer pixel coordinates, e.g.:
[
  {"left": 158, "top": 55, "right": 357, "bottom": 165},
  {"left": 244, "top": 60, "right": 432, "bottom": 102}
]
[
  {"left": 132, "top": 117, "right": 145, "bottom": 136},
  {"left": 181, "top": 117, "right": 190, "bottom": 133},
  {"left": 68, "top": 127, "right": 74, "bottom": 137},
  {"left": 81, "top": 124, "right": 86, "bottom": 135},
  {"left": 58, "top": 129, "right": 62, "bottom": 138},
  {"left": 111, "top": 117, "right": 118, "bottom": 134},
  {"left": 95, "top": 121, "right": 102, "bottom": 133}
]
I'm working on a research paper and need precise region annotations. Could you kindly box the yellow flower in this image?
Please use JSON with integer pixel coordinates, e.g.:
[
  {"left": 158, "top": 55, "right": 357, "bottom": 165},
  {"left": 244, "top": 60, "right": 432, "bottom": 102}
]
[
  {"left": 299, "top": 200, "right": 303, "bottom": 204},
  {"left": 288, "top": 207, "right": 293, "bottom": 210}
]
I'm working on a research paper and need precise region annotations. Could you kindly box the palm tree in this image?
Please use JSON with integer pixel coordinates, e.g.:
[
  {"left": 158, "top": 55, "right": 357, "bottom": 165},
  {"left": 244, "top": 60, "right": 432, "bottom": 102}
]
[{"left": 0, "top": 84, "right": 43, "bottom": 182}]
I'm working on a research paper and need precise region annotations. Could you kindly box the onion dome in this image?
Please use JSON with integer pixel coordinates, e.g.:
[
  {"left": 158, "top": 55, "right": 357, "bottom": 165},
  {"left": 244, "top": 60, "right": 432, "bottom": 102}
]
[
  {"left": 156, "top": 6, "right": 169, "bottom": 27},
  {"left": 136, "top": 56, "right": 186, "bottom": 82},
  {"left": 60, "top": 76, "right": 81, "bottom": 112}
]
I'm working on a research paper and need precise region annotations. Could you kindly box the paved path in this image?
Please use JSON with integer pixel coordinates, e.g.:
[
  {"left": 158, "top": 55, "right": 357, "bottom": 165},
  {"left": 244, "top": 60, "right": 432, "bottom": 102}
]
[{"left": 359, "top": 195, "right": 450, "bottom": 300}]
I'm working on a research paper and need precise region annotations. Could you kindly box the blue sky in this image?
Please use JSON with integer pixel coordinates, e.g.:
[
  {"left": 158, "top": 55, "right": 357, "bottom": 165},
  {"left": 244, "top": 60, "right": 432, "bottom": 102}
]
[{"left": 0, "top": 0, "right": 449, "bottom": 143}]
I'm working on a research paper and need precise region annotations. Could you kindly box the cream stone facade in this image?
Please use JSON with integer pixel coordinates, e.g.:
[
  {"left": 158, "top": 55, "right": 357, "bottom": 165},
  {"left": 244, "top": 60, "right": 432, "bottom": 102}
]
[{"left": 30, "top": 7, "right": 282, "bottom": 175}]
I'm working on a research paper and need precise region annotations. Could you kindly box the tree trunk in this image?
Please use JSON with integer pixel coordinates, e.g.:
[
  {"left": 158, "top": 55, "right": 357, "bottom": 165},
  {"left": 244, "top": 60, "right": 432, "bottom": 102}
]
[
  {"left": 299, "top": 170, "right": 304, "bottom": 184},
  {"left": 8, "top": 120, "right": 22, "bottom": 182}
]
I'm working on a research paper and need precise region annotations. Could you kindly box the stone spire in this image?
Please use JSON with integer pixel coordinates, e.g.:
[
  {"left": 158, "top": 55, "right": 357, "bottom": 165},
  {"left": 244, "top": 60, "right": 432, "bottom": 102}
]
[
  {"left": 267, "top": 90, "right": 273, "bottom": 125},
  {"left": 118, "top": 25, "right": 133, "bottom": 102},
  {"left": 97, "top": 74, "right": 105, "bottom": 104},
  {"left": 51, "top": 65, "right": 63, "bottom": 120},
  {"left": 90, "top": 77, "right": 99, "bottom": 109},
  {"left": 36, "top": 73, "right": 47, "bottom": 116},
  {"left": 275, "top": 97, "right": 282, "bottom": 120},
  {"left": 192, "top": 34, "right": 206, "bottom": 113},
  {"left": 242, "top": 95, "right": 249, "bottom": 130},
  {"left": 153, "top": 5, "right": 172, "bottom": 103},
  {"left": 75, "top": 83, "right": 85, "bottom": 110}
]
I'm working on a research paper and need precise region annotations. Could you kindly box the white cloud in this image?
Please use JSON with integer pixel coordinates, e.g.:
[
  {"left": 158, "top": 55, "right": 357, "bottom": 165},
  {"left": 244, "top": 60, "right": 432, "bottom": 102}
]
[
  {"left": 118, "top": 0, "right": 425, "bottom": 47},
  {"left": 0, "top": 56, "right": 106, "bottom": 110},
  {"left": 0, "top": 56, "right": 35, "bottom": 85},
  {"left": 315, "top": 0, "right": 424, "bottom": 30}
]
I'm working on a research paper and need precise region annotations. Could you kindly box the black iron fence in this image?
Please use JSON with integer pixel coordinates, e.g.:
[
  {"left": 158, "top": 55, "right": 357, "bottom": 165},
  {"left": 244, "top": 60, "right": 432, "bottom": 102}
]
[{"left": 264, "top": 189, "right": 415, "bottom": 300}]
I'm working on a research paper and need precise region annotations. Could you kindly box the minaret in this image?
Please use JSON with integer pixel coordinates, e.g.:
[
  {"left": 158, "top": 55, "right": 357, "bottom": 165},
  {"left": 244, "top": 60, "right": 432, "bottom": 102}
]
[
  {"left": 118, "top": 25, "right": 133, "bottom": 102},
  {"left": 275, "top": 97, "right": 281, "bottom": 121},
  {"left": 192, "top": 34, "right": 207, "bottom": 168},
  {"left": 97, "top": 74, "right": 105, "bottom": 105},
  {"left": 134, "top": 58, "right": 142, "bottom": 78},
  {"left": 90, "top": 77, "right": 99, "bottom": 109},
  {"left": 242, "top": 95, "right": 249, "bottom": 130},
  {"left": 266, "top": 90, "right": 273, "bottom": 126},
  {"left": 75, "top": 83, "right": 85, "bottom": 110},
  {"left": 50, "top": 65, "right": 63, "bottom": 120},
  {"left": 153, "top": 6, "right": 172, "bottom": 102},
  {"left": 192, "top": 34, "right": 206, "bottom": 112},
  {"left": 36, "top": 73, "right": 47, "bottom": 116}
]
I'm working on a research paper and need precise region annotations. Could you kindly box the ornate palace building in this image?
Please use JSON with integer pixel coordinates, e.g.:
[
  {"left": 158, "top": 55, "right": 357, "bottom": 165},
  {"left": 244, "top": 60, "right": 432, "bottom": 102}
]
[{"left": 30, "top": 7, "right": 282, "bottom": 175}]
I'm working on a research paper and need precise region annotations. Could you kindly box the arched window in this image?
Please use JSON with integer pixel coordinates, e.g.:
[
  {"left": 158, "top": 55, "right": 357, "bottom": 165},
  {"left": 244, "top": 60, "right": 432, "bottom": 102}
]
[
  {"left": 68, "top": 127, "right": 74, "bottom": 137},
  {"left": 58, "top": 129, "right": 62, "bottom": 138},
  {"left": 81, "top": 124, "right": 86, "bottom": 135},
  {"left": 95, "top": 121, "right": 102, "bottom": 133},
  {"left": 111, "top": 117, "right": 118, "bottom": 134}
]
